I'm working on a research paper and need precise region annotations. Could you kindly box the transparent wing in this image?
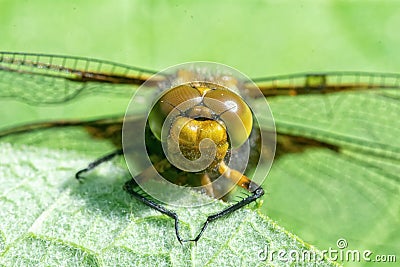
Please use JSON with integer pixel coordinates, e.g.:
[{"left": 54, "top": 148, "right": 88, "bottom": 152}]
[
  {"left": 0, "top": 51, "right": 161, "bottom": 104},
  {"left": 248, "top": 71, "right": 400, "bottom": 97},
  {"left": 244, "top": 72, "right": 400, "bottom": 161},
  {"left": 1, "top": 52, "right": 399, "bottom": 163}
]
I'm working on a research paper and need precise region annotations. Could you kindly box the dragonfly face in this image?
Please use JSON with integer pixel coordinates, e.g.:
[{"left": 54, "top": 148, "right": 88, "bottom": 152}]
[
  {"left": 0, "top": 52, "right": 399, "bottom": 244},
  {"left": 149, "top": 83, "right": 247, "bottom": 170}
]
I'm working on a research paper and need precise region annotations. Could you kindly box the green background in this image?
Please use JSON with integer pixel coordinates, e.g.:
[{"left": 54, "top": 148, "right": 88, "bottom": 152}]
[
  {"left": 1, "top": 1, "right": 399, "bottom": 266},
  {"left": 1, "top": 0, "right": 399, "bottom": 73}
]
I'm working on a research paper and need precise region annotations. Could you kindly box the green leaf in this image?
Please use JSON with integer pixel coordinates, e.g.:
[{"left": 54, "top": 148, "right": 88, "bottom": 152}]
[{"left": 0, "top": 137, "right": 338, "bottom": 266}]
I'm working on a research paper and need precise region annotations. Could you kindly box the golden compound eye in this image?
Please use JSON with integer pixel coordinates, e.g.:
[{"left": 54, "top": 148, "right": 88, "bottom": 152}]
[
  {"left": 203, "top": 88, "right": 253, "bottom": 148},
  {"left": 148, "top": 84, "right": 202, "bottom": 140}
]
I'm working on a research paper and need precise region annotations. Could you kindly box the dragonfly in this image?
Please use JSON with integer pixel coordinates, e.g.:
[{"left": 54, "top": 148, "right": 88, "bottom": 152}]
[{"left": 0, "top": 51, "right": 399, "bottom": 244}]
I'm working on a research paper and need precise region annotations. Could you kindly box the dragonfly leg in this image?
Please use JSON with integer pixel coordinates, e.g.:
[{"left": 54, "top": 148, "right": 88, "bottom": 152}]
[
  {"left": 186, "top": 162, "right": 264, "bottom": 242},
  {"left": 190, "top": 187, "right": 264, "bottom": 242},
  {"left": 75, "top": 149, "right": 124, "bottom": 180},
  {"left": 123, "top": 160, "right": 264, "bottom": 243},
  {"left": 123, "top": 178, "right": 185, "bottom": 244}
]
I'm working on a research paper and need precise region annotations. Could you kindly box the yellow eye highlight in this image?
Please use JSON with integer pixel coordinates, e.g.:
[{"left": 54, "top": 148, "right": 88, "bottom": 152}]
[{"left": 203, "top": 89, "right": 253, "bottom": 148}]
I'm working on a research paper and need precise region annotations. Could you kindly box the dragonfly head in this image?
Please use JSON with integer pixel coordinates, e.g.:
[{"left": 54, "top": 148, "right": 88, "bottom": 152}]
[{"left": 148, "top": 82, "right": 253, "bottom": 173}]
